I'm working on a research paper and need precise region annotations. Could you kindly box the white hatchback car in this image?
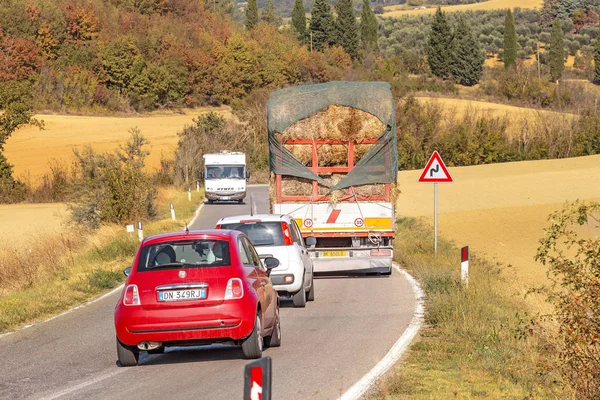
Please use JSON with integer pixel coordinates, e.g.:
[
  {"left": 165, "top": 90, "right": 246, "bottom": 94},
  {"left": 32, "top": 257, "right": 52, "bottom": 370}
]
[{"left": 216, "top": 214, "right": 315, "bottom": 307}]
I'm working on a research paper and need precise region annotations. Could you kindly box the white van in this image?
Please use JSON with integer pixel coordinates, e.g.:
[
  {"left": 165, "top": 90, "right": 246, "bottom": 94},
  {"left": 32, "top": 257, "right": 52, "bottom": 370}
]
[{"left": 202, "top": 151, "right": 249, "bottom": 203}]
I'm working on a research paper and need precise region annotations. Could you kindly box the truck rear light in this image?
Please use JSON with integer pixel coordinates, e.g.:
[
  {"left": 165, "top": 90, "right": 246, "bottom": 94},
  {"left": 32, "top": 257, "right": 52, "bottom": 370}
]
[
  {"left": 281, "top": 221, "right": 293, "bottom": 246},
  {"left": 370, "top": 249, "right": 392, "bottom": 257},
  {"left": 224, "top": 278, "right": 244, "bottom": 299},
  {"left": 123, "top": 285, "right": 140, "bottom": 306}
]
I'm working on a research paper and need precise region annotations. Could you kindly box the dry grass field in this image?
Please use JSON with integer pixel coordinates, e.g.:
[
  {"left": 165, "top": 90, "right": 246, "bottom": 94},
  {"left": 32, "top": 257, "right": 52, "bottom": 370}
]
[
  {"left": 4, "top": 106, "right": 230, "bottom": 181},
  {"left": 396, "top": 155, "right": 600, "bottom": 292},
  {"left": 383, "top": 0, "right": 543, "bottom": 17},
  {"left": 0, "top": 203, "right": 69, "bottom": 248}
]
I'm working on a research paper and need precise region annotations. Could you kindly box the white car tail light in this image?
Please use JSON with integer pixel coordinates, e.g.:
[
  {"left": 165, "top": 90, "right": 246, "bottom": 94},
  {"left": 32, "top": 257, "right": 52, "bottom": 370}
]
[
  {"left": 281, "top": 221, "right": 293, "bottom": 246},
  {"left": 123, "top": 284, "right": 141, "bottom": 306},
  {"left": 224, "top": 278, "right": 244, "bottom": 300}
]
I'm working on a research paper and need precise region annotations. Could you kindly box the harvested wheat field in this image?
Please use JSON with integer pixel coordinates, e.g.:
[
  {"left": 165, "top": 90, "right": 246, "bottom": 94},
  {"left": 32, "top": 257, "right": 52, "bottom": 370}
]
[
  {"left": 4, "top": 107, "right": 230, "bottom": 181},
  {"left": 0, "top": 203, "right": 69, "bottom": 248},
  {"left": 383, "top": 0, "right": 542, "bottom": 17},
  {"left": 397, "top": 155, "right": 600, "bottom": 299}
]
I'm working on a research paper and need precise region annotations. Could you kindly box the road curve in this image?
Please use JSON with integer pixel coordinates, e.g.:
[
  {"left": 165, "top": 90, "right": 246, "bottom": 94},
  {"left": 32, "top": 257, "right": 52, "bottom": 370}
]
[{"left": 0, "top": 185, "right": 417, "bottom": 400}]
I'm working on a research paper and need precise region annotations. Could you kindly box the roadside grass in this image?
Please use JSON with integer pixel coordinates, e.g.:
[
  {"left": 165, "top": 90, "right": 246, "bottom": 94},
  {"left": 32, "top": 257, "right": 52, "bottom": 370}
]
[
  {"left": 371, "top": 218, "right": 568, "bottom": 399},
  {"left": 0, "top": 188, "right": 204, "bottom": 334}
]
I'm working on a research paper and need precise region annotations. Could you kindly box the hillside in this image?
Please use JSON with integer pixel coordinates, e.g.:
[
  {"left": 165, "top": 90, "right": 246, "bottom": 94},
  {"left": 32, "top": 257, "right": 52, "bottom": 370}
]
[
  {"left": 5, "top": 107, "right": 229, "bottom": 179},
  {"left": 397, "top": 154, "right": 600, "bottom": 292},
  {"left": 382, "top": 0, "right": 543, "bottom": 16}
]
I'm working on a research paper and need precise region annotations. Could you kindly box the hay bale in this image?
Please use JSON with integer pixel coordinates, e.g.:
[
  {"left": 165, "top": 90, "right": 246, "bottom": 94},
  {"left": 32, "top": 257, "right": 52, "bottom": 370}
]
[
  {"left": 279, "top": 105, "right": 384, "bottom": 142},
  {"left": 318, "top": 144, "right": 347, "bottom": 166},
  {"left": 353, "top": 144, "right": 371, "bottom": 165},
  {"left": 284, "top": 144, "right": 312, "bottom": 166}
]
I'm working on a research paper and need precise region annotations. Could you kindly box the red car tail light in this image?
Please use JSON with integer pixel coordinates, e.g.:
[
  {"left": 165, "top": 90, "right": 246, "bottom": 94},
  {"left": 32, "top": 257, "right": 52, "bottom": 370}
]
[
  {"left": 123, "top": 284, "right": 140, "bottom": 306},
  {"left": 370, "top": 248, "right": 392, "bottom": 257},
  {"left": 281, "top": 221, "right": 293, "bottom": 246},
  {"left": 215, "top": 224, "right": 221, "bottom": 229},
  {"left": 224, "top": 278, "right": 244, "bottom": 300}
]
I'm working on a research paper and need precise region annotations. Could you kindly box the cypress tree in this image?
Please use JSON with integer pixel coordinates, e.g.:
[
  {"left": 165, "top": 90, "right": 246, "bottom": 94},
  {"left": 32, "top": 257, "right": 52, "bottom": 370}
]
[
  {"left": 503, "top": 9, "right": 517, "bottom": 69},
  {"left": 360, "top": 0, "right": 378, "bottom": 51},
  {"left": 309, "top": 0, "right": 336, "bottom": 51},
  {"left": 594, "top": 31, "right": 600, "bottom": 84},
  {"left": 291, "top": 0, "right": 307, "bottom": 41},
  {"left": 334, "top": 0, "right": 360, "bottom": 59},
  {"left": 261, "top": 0, "right": 281, "bottom": 26},
  {"left": 451, "top": 18, "right": 485, "bottom": 86},
  {"left": 549, "top": 17, "right": 565, "bottom": 81},
  {"left": 245, "top": 0, "right": 259, "bottom": 30},
  {"left": 427, "top": 7, "right": 453, "bottom": 79}
]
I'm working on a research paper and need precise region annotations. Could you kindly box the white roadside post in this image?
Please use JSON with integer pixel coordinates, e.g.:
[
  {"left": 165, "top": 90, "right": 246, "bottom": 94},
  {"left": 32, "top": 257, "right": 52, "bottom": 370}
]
[
  {"left": 137, "top": 221, "right": 144, "bottom": 242},
  {"left": 418, "top": 151, "right": 453, "bottom": 257},
  {"left": 188, "top": 186, "right": 192, "bottom": 201},
  {"left": 170, "top": 203, "right": 176, "bottom": 220},
  {"left": 461, "top": 246, "right": 469, "bottom": 287},
  {"left": 196, "top": 181, "right": 200, "bottom": 192},
  {"left": 126, "top": 224, "right": 134, "bottom": 240}
]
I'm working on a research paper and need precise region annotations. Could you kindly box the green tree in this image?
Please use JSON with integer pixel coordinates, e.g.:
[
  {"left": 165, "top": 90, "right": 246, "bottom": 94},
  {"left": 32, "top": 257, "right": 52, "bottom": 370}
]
[
  {"left": 245, "top": 0, "right": 259, "bottom": 30},
  {"left": 291, "top": 0, "right": 307, "bottom": 42},
  {"left": 427, "top": 7, "right": 453, "bottom": 79},
  {"left": 451, "top": 18, "right": 484, "bottom": 86},
  {"left": 309, "top": 0, "right": 336, "bottom": 51},
  {"left": 101, "top": 37, "right": 143, "bottom": 93},
  {"left": 360, "top": 0, "right": 378, "bottom": 51},
  {"left": 0, "top": 80, "right": 42, "bottom": 202},
  {"left": 261, "top": 0, "right": 281, "bottom": 26},
  {"left": 594, "top": 32, "right": 600, "bottom": 84},
  {"left": 549, "top": 17, "right": 565, "bottom": 81},
  {"left": 334, "top": 0, "right": 359, "bottom": 59},
  {"left": 503, "top": 9, "right": 517, "bottom": 68}
]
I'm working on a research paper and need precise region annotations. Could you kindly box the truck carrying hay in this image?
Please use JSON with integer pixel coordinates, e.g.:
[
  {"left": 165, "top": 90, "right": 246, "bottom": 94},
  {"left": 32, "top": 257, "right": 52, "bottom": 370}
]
[
  {"left": 268, "top": 81, "right": 399, "bottom": 275},
  {"left": 268, "top": 82, "right": 398, "bottom": 205}
]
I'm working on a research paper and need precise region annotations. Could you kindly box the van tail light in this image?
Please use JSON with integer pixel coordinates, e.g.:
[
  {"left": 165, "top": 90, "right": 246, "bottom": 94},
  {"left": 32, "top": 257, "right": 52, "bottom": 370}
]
[
  {"left": 370, "top": 248, "right": 392, "bottom": 257},
  {"left": 281, "top": 222, "right": 293, "bottom": 246},
  {"left": 123, "top": 285, "right": 140, "bottom": 306},
  {"left": 224, "top": 278, "right": 244, "bottom": 300},
  {"left": 215, "top": 224, "right": 221, "bottom": 229}
]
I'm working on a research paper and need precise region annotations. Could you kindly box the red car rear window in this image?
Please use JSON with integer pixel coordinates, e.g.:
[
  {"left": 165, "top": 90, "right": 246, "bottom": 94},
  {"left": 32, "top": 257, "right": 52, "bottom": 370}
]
[{"left": 136, "top": 240, "right": 230, "bottom": 272}]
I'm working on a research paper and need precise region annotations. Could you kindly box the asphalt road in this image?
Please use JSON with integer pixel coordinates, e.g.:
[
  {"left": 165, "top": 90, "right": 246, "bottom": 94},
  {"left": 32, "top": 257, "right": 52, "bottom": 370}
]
[{"left": 0, "top": 185, "right": 417, "bottom": 400}]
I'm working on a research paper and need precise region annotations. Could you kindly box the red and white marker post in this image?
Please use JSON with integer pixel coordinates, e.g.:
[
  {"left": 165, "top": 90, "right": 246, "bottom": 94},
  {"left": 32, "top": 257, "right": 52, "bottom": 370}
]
[
  {"left": 418, "top": 151, "right": 453, "bottom": 256},
  {"left": 244, "top": 356, "right": 272, "bottom": 400},
  {"left": 461, "top": 246, "right": 469, "bottom": 287}
]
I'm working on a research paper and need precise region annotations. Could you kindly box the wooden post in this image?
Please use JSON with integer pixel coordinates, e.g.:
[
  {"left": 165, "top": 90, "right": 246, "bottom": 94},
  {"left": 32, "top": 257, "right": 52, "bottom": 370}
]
[{"left": 310, "top": 32, "right": 313, "bottom": 53}]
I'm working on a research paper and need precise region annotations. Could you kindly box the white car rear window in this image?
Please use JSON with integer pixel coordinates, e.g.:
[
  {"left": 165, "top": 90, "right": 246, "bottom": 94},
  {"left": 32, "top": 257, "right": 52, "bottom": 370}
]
[{"left": 221, "top": 222, "right": 284, "bottom": 246}]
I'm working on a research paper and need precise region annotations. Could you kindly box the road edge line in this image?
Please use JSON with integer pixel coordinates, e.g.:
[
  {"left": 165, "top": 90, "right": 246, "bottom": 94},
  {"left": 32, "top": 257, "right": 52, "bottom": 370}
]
[
  {"left": 338, "top": 264, "right": 425, "bottom": 400},
  {"left": 0, "top": 284, "right": 124, "bottom": 340},
  {"left": 185, "top": 198, "right": 205, "bottom": 229}
]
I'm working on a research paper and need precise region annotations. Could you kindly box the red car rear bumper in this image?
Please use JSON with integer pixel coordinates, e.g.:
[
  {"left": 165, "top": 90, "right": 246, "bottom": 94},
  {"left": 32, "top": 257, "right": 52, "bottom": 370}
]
[{"left": 115, "top": 301, "right": 256, "bottom": 346}]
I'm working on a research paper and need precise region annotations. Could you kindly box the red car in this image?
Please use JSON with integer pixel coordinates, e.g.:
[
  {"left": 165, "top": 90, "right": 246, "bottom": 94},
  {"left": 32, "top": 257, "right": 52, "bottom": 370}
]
[{"left": 114, "top": 229, "right": 281, "bottom": 367}]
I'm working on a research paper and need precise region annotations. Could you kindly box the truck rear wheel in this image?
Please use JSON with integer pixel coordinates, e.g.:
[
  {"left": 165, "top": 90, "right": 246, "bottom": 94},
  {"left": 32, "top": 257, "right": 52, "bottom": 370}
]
[{"left": 381, "top": 266, "right": 392, "bottom": 276}]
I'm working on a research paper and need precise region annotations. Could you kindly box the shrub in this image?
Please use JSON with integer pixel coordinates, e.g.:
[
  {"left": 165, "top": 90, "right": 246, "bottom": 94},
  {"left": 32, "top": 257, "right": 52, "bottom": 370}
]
[
  {"left": 536, "top": 201, "right": 600, "bottom": 399},
  {"left": 70, "top": 128, "right": 157, "bottom": 229}
]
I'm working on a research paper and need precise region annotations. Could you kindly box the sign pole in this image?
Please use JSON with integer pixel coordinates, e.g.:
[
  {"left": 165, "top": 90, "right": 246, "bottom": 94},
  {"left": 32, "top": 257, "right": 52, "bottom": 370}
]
[
  {"left": 418, "top": 151, "right": 453, "bottom": 258},
  {"left": 434, "top": 182, "right": 438, "bottom": 257}
]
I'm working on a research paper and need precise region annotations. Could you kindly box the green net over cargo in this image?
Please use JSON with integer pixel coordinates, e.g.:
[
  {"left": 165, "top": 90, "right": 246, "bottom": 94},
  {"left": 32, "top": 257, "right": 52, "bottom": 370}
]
[{"left": 267, "top": 81, "right": 398, "bottom": 192}]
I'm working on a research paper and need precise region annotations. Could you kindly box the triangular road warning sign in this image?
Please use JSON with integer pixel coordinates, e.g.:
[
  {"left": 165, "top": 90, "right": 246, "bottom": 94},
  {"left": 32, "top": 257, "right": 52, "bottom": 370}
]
[{"left": 418, "top": 151, "right": 453, "bottom": 183}]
